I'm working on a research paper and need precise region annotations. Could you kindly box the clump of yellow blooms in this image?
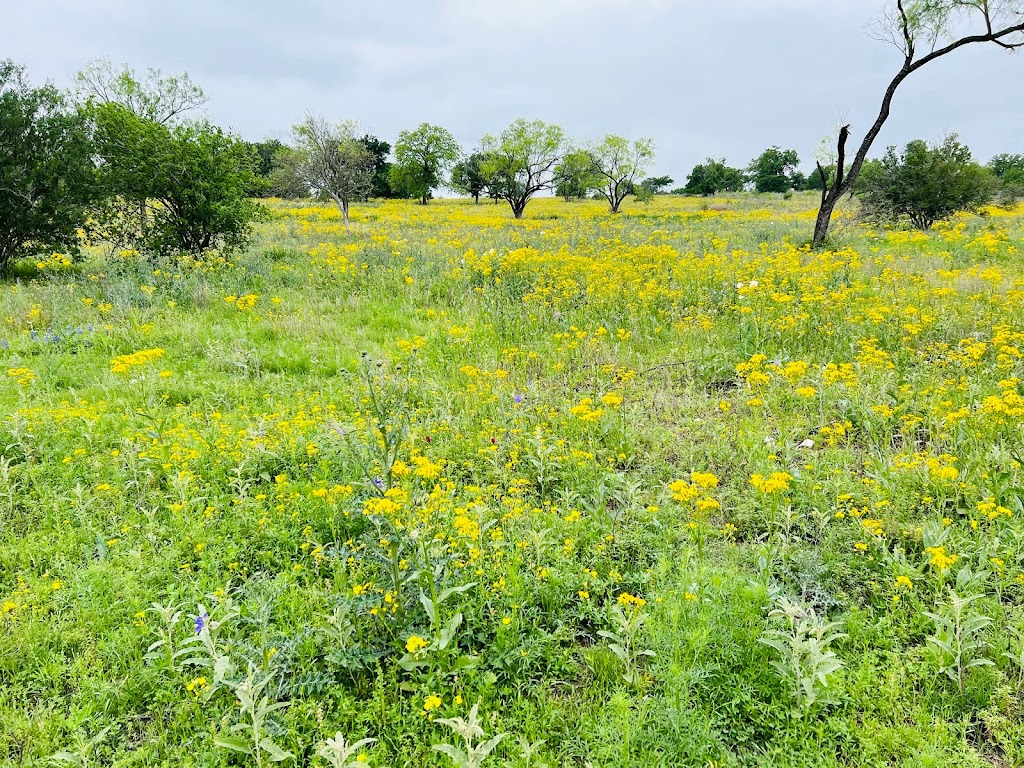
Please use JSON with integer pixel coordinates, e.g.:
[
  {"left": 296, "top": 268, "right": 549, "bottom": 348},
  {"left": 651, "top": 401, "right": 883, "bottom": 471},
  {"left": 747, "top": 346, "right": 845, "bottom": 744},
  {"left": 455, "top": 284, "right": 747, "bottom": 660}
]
[
  {"left": 110, "top": 348, "right": 164, "bottom": 374},
  {"left": 749, "top": 472, "right": 793, "bottom": 494},
  {"left": 925, "top": 546, "right": 958, "bottom": 571}
]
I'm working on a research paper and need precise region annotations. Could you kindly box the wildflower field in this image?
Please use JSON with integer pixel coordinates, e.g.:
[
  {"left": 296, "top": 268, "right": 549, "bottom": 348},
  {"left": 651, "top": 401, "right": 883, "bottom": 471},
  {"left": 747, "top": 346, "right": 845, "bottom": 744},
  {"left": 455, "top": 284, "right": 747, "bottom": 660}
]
[{"left": 3, "top": 193, "right": 1024, "bottom": 767}]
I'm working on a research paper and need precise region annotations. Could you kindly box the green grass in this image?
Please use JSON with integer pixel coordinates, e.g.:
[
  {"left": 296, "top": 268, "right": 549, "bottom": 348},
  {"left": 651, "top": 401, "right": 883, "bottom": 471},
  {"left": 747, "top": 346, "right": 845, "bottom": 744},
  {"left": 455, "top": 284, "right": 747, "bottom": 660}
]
[{"left": 1, "top": 193, "right": 1024, "bottom": 766}]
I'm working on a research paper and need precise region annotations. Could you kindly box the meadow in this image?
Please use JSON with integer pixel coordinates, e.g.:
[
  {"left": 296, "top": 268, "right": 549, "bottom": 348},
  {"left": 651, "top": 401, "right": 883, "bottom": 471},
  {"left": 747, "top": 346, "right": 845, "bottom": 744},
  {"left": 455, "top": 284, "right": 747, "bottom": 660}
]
[{"left": 2, "top": 193, "right": 1024, "bottom": 767}]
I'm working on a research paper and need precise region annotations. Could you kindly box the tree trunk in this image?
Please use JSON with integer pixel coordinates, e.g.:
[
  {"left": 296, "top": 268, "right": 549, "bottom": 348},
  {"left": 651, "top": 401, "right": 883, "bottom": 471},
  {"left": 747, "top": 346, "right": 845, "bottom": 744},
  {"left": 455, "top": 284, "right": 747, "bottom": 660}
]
[
  {"left": 811, "top": 15, "right": 1024, "bottom": 247},
  {"left": 812, "top": 197, "right": 837, "bottom": 248},
  {"left": 0, "top": 240, "right": 15, "bottom": 277}
]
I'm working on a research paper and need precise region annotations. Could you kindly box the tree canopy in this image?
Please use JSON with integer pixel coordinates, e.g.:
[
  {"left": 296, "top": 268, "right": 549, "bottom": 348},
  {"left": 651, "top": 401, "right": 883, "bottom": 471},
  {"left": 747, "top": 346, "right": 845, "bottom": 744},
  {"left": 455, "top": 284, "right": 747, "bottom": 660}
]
[
  {"left": 92, "top": 103, "right": 266, "bottom": 257},
  {"left": 682, "top": 158, "right": 745, "bottom": 196},
  {"left": 554, "top": 150, "right": 601, "bottom": 202},
  {"left": 0, "top": 60, "right": 98, "bottom": 275},
  {"left": 481, "top": 119, "right": 565, "bottom": 219},
  {"left": 390, "top": 123, "right": 460, "bottom": 205},
  {"left": 748, "top": 147, "right": 800, "bottom": 193},
  {"left": 291, "top": 116, "right": 375, "bottom": 230},
  {"left": 588, "top": 136, "right": 656, "bottom": 214},
  {"left": 858, "top": 134, "right": 993, "bottom": 230}
]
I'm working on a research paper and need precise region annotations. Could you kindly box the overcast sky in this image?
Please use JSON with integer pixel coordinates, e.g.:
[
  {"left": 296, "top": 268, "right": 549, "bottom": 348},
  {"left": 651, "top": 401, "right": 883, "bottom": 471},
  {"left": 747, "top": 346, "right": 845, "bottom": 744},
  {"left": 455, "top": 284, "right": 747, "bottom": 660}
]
[{"left": 3, "top": 0, "right": 1022, "bottom": 182}]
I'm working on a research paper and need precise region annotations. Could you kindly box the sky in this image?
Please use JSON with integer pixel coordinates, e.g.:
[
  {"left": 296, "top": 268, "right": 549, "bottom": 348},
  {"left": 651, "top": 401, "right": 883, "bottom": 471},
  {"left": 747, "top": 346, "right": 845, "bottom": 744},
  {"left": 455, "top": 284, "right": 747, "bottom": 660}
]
[{"left": 3, "top": 0, "right": 1022, "bottom": 184}]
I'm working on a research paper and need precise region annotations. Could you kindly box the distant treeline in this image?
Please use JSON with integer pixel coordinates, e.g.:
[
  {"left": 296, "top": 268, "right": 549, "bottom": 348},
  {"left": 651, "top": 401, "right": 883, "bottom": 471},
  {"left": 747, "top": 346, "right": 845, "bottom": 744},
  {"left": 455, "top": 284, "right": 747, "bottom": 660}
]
[{"left": 3, "top": 56, "right": 1023, "bottom": 275}]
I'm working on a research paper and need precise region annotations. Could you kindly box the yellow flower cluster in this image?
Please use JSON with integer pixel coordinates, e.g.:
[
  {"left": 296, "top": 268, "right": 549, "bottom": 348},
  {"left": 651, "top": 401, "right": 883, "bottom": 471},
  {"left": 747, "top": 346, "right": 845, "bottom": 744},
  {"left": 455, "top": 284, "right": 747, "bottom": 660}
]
[
  {"left": 110, "top": 348, "right": 164, "bottom": 374},
  {"left": 749, "top": 472, "right": 793, "bottom": 494}
]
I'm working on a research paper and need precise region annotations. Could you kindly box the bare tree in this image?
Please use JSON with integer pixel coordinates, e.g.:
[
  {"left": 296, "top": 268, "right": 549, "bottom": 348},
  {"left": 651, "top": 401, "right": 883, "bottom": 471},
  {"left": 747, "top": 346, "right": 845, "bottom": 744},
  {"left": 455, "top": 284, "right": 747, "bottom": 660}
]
[
  {"left": 589, "top": 135, "right": 655, "bottom": 213},
  {"left": 74, "top": 58, "right": 206, "bottom": 125},
  {"left": 812, "top": 1, "right": 1024, "bottom": 248},
  {"left": 292, "top": 115, "right": 374, "bottom": 231}
]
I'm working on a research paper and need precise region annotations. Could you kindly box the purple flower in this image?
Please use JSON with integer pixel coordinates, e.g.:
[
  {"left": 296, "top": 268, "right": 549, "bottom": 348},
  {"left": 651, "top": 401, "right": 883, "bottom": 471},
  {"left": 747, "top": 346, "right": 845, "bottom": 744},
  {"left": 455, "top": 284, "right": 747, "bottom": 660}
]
[
  {"left": 513, "top": 393, "right": 524, "bottom": 404},
  {"left": 194, "top": 612, "right": 209, "bottom": 634},
  {"left": 372, "top": 477, "right": 385, "bottom": 490}
]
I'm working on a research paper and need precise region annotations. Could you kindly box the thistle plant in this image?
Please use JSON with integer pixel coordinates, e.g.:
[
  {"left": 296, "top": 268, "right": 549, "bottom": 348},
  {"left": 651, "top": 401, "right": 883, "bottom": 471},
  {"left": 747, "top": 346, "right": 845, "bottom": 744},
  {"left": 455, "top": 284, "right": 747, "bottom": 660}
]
[
  {"left": 174, "top": 597, "right": 239, "bottom": 696},
  {"left": 924, "top": 589, "right": 994, "bottom": 691},
  {"left": 334, "top": 353, "right": 410, "bottom": 495},
  {"left": 215, "top": 665, "right": 294, "bottom": 767},
  {"left": 317, "top": 733, "right": 377, "bottom": 768},
  {"left": 431, "top": 703, "right": 506, "bottom": 768},
  {"left": 758, "top": 597, "right": 846, "bottom": 716},
  {"left": 597, "top": 598, "right": 656, "bottom": 687}
]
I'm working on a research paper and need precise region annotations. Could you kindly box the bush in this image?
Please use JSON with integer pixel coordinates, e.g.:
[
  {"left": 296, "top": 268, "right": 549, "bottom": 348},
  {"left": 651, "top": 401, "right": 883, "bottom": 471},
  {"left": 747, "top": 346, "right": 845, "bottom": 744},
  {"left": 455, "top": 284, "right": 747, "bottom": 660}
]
[
  {"left": 92, "top": 103, "right": 267, "bottom": 259},
  {"left": 858, "top": 135, "right": 993, "bottom": 230}
]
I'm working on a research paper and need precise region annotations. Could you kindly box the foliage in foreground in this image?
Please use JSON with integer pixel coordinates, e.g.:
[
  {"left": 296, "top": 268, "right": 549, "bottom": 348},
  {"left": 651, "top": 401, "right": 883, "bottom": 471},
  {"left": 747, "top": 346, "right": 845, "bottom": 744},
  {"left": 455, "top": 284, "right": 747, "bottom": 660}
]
[{"left": 2, "top": 194, "right": 1024, "bottom": 766}]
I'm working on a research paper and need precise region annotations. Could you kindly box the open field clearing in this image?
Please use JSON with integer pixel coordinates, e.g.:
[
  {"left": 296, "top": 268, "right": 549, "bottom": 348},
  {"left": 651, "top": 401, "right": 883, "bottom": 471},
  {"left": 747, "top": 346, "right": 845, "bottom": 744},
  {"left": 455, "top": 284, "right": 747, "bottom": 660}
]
[{"left": 3, "top": 194, "right": 1024, "bottom": 766}]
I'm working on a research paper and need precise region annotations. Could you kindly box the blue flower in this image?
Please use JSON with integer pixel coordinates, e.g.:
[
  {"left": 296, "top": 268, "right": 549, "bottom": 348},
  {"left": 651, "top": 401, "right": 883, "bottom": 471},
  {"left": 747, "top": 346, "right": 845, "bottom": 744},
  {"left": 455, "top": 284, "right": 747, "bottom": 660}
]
[{"left": 194, "top": 612, "right": 209, "bottom": 634}]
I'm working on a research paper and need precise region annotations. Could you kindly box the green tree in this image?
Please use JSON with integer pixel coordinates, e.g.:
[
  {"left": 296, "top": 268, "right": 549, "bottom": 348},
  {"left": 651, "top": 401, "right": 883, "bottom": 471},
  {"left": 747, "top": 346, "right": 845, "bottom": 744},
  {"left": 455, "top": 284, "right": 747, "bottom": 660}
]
[
  {"left": 989, "top": 153, "right": 1024, "bottom": 204},
  {"left": 811, "top": 3, "right": 1024, "bottom": 247},
  {"left": 390, "top": 123, "right": 460, "bottom": 205},
  {"left": 267, "top": 147, "right": 309, "bottom": 199},
  {"left": 682, "top": 158, "right": 745, "bottom": 195},
  {"left": 640, "top": 175, "right": 674, "bottom": 194},
  {"left": 359, "top": 134, "right": 394, "bottom": 199},
  {"left": 291, "top": 116, "right": 375, "bottom": 231},
  {"left": 250, "top": 139, "right": 285, "bottom": 177},
  {"left": 589, "top": 135, "right": 655, "bottom": 213},
  {"left": 450, "top": 153, "right": 488, "bottom": 203},
  {"left": 76, "top": 59, "right": 211, "bottom": 242},
  {"left": 247, "top": 139, "right": 286, "bottom": 197},
  {"left": 748, "top": 147, "right": 800, "bottom": 193},
  {"left": 92, "top": 103, "right": 266, "bottom": 258},
  {"left": 0, "top": 61, "right": 97, "bottom": 275},
  {"left": 75, "top": 57, "right": 206, "bottom": 125},
  {"left": 554, "top": 150, "right": 600, "bottom": 201},
  {"left": 859, "top": 135, "right": 993, "bottom": 230},
  {"left": 481, "top": 119, "right": 565, "bottom": 219}
]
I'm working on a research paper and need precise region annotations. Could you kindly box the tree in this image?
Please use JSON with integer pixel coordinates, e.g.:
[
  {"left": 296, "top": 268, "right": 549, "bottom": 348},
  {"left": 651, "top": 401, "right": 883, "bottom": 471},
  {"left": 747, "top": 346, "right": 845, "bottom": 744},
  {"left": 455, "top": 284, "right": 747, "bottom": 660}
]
[
  {"left": 450, "top": 152, "right": 488, "bottom": 203},
  {"left": 359, "top": 134, "right": 394, "bottom": 199},
  {"left": 0, "top": 61, "right": 97, "bottom": 275},
  {"left": 989, "top": 153, "right": 1024, "bottom": 203},
  {"left": 291, "top": 115, "right": 374, "bottom": 231},
  {"left": 267, "top": 147, "right": 309, "bottom": 199},
  {"left": 748, "top": 147, "right": 800, "bottom": 193},
  {"left": 92, "top": 103, "right": 266, "bottom": 258},
  {"left": 554, "top": 150, "right": 600, "bottom": 201},
  {"left": 250, "top": 139, "right": 285, "bottom": 178},
  {"left": 858, "top": 135, "right": 993, "bottom": 229},
  {"left": 812, "top": 2, "right": 1024, "bottom": 247},
  {"left": 589, "top": 135, "right": 655, "bottom": 213},
  {"left": 75, "top": 57, "right": 206, "bottom": 125},
  {"left": 76, "top": 60, "right": 210, "bottom": 241},
  {"left": 640, "top": 175, "right": 674, "bottom": 195},
  {"left": 481, "top": 120, "right": 565, "bottom": 219},
  {"left": 390, "top": 123, "right": 460, "bottom": 205},
  {"left": 682, "top": 158, "right": 745, "bottom": 195},
  {"left": 248, "top": 139, "right": 286, "bottom": 197}
]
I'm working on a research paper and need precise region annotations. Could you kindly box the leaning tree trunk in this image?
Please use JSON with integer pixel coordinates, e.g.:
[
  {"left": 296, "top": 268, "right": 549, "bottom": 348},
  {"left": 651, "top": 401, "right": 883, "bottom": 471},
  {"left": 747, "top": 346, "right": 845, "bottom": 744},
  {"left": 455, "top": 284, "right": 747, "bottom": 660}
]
[{"left": 812, "top": 11, "right": 1024, "bottom": 248}]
